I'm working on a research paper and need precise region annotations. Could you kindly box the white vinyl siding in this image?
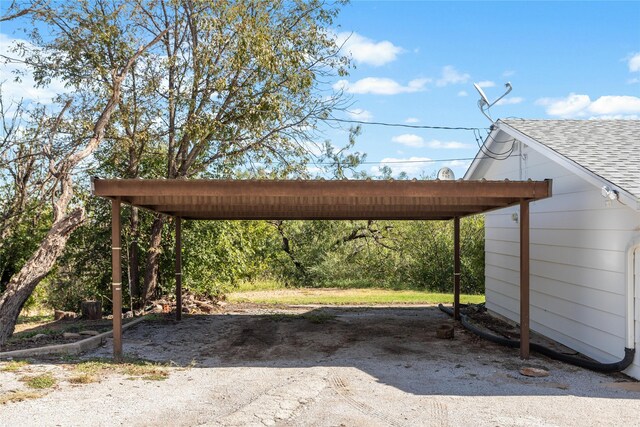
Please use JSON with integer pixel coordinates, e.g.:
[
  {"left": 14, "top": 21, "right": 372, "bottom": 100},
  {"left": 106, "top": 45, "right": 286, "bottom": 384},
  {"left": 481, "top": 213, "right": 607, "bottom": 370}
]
[
  {"left": 479, "top": 141, "right": 640, "bottom": 378},
  {"left": 630, "top": 251, "right": 640, "bottom": 379}
]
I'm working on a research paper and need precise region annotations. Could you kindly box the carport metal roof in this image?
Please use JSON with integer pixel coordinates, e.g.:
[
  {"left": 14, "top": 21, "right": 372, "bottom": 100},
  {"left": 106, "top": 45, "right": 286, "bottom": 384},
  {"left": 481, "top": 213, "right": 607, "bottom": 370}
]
[
  {"left": 92, "top": 178, "right": 551, "bottom": 220},
  {"left": 92, "top": 178, "right": 552, "bottom": 361}
]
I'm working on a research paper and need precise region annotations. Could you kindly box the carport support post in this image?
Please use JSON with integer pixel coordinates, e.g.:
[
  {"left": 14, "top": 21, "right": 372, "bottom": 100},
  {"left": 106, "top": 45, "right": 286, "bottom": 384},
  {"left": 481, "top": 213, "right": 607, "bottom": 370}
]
[
  {"left": 175, "top": 217, "right": 182, "bottom": 321},
  {"left": 520, "top": 200, "right": 530, "bottom": 359},
  {"left": 111, "top": 198, "right": 123, "bottom": 360},
  {"left": 453, "top": 216, "right": 461, "bottom": 321}
]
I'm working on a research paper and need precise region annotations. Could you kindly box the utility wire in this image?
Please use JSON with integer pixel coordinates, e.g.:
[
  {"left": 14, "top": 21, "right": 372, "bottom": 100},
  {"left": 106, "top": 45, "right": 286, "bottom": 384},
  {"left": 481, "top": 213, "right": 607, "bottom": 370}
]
[
  {"left": 326, "top": 117, "right": 484, "bottom": 131},
  {"left": 311, "top": 157, "right": 478, "bottom": 166}
]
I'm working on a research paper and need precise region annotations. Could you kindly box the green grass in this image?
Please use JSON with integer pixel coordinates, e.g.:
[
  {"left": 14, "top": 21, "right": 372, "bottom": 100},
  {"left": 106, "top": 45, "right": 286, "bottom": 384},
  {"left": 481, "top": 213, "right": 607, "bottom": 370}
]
[
  {"left": 21, "top": 373, "right": 57, "bottom": 389},
  {"left": 17, "top": 314, "right": 54, "bottom": 325},
  {"left": 232, "top": 279, "right": 288, "bottom": 292},
  {"left": 227, "top": 288, "right": 484, "bottom": 306}
]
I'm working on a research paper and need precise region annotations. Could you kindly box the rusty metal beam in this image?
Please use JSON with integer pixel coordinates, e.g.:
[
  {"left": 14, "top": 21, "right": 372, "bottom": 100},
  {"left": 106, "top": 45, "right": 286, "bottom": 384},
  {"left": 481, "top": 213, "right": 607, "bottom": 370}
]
[
  {"left": 520, "top": 200, "right": 530, "bottom": 359},
  {"left": 127, "top": 196, "right": 518, "bottom": 207},
  {"left": 93, "top": 178, "right": 552, "bottom": 199},
  {"left": 454, "top": 216, "right": 461, "bottom": 321},
  {"left": 111, "top": 198, "right": 122, "bottom": 360}
]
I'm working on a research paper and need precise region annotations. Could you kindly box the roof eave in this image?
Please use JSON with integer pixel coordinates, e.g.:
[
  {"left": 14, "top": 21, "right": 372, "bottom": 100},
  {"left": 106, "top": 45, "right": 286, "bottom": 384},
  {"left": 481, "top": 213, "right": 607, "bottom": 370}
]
[{"left": 465, "top": 120, "right": 640, "bottom": 211}]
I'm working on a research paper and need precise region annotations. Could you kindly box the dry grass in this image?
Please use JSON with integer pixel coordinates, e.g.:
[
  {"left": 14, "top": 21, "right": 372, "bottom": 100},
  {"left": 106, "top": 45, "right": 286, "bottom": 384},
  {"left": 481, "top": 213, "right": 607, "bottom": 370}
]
[
  {"left": 68, "top": 374, "right": 97, "bottom": 384},
  {"left": 0, "top": 390, "right": 43, "bottom": 405},
  {"left": 72, "top": 358, "right": 169, "bottom": 382},
  {"left": 0, "top": 360, "right": 29, "bottom": 372}
]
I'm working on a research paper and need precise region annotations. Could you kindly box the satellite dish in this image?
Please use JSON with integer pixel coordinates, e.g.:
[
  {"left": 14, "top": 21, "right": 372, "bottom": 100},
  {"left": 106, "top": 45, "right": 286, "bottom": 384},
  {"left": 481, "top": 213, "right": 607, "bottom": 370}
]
[
  {"left": 473, "top": 81, "right": 513, "bottom": 123},
  {"left": 473, "top": 83, "right": 490, "bottom": 106},
  {"left": 437, "top": 167, "right": 455, "bottom": 180}
]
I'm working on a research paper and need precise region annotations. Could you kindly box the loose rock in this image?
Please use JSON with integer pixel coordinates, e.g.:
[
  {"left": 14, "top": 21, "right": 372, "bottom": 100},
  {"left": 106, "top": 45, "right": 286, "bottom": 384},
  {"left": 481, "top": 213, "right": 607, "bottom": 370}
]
[
  {"left": 54, "top": 310, "right": 77, "bottom": 320},
  {"left": 520, "top": 367, "right": 550, "bottom": 377},
  {"left": 436, "top": 324, "right": 454, "bottom": 339},
  {"left": 63, "top": 332, "right": 81, "bottom": 339}
]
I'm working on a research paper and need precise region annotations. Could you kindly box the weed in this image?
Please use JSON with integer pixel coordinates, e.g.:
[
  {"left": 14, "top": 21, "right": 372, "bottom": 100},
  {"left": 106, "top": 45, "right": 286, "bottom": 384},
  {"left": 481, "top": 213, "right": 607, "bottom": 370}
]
[
  {"left": 68, "top": 374, "right": 96, "bottom": 384},
  {"left": 0, "top": 360, "right": 29, "bottom": 372},
  {"left": 21, "top": 373, "right": 57, "bottom": 389},
  {"left": 0, "top": 390, "right": 43, "bottom": 405}
]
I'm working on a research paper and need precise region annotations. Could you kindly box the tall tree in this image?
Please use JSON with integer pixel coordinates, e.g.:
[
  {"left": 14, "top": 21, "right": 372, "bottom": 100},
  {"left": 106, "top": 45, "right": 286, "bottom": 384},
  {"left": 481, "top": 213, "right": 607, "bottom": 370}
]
[
  {"left": 92, "top": 0, "right": 350, "bottom": 303},
  {"left": 0, "top": 1, "right": 167, "bottom": 346}
]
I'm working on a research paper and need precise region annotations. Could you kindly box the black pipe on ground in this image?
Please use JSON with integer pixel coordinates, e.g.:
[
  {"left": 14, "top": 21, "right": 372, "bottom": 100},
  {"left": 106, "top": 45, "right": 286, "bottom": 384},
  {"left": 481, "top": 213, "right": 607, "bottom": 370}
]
[{"left": 438, "top": 304, "right": 635, "bottom": 373}]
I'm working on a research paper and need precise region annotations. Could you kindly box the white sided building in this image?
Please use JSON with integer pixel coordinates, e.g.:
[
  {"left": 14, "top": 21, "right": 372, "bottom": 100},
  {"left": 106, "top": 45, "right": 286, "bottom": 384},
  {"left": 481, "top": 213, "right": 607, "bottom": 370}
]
[{"left": 465, "top": 119, "right": 640, "bottom": 379}]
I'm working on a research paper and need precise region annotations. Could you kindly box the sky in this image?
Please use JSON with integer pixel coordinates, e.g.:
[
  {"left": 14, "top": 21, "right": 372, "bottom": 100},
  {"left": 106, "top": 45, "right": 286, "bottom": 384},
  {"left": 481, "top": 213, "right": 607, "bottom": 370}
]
[
  {"left": 323, "top": 0, "right": 640, "bottom": 178},
  {"left": 1, "top": 1, "right": 639, "bottom": 179}
]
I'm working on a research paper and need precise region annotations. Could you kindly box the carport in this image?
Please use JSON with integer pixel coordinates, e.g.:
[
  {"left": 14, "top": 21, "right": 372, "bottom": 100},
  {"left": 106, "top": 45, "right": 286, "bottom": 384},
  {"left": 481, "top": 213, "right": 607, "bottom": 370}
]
[{"left": 91, "top": 178, "right": 551, "bottom": 360}]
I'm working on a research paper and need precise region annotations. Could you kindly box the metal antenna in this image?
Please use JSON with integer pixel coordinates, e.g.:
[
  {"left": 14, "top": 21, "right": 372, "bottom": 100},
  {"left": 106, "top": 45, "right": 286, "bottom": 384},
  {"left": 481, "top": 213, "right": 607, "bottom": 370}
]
[{"left": 474, "top": 82, "right": 513, "bottom": 123}]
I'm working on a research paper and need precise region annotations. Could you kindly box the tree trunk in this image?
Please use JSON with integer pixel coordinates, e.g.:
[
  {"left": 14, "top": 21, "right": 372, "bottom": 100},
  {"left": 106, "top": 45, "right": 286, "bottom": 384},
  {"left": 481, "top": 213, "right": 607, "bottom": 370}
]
[
  {"left": 0, "top": 207, "right": 85, "bottom": 347},
  {"left": 142, "top": 215, "right": 165, "bottom": 305},
  {"left": 81, "top": 300, "right": 102, "bottom": 320},
  {"left": 129, "top": 207, "right": 141, "bottom": 306}
]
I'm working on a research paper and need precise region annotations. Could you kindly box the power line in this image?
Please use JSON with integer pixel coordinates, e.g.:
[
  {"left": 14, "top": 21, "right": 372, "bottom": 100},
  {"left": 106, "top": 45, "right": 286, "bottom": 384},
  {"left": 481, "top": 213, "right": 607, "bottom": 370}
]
[
  {"left": 311, "top": 157, "right": 479, "bottom": 166},
  {"left": 326, "top": 117, "right": 484, "bottom": 131}
]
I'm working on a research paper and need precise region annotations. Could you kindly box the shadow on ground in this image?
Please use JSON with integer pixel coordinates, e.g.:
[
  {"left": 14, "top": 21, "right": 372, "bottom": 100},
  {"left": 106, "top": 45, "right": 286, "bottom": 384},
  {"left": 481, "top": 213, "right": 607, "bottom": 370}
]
[{"left": 84, "top": 305, "right": 638, "bottom": 399}]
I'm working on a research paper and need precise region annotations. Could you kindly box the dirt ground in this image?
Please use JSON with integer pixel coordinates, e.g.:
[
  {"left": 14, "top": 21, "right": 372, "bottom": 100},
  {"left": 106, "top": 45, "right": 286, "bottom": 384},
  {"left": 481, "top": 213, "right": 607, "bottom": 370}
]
[{"left": 1, "top": 304, "right": 639, "bottom": 426}]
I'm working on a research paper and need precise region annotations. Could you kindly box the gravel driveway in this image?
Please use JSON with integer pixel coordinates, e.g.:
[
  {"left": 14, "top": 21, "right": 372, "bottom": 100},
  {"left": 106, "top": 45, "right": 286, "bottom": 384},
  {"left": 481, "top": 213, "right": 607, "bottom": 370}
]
[{"left": 1, "top": 305, "right": 639, "bottom": 426}]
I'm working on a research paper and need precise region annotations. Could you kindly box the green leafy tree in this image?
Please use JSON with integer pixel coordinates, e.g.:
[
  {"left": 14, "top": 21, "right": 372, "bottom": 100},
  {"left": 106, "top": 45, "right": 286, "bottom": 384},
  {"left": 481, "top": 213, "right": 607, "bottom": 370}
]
[{"left": 0, "top": 1, "right": 166, "bottom": 346}]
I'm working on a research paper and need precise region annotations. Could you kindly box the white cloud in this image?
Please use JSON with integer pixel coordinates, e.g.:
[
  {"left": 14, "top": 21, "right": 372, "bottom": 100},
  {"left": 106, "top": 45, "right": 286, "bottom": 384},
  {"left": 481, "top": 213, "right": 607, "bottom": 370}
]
[
  {"left": 628, "top": 53, "right": 640, "bottom": 72},
  {"left": 371, "top": 156, "right": 432, "bottom": 176},
  {"left": 391, "top": 135, "right": 471, "bottom": 149},
  {"left": 0, "top": 34, "right": 67, "bottom": 105},
  {"left": 536, "top": 93, "right": 640, "bottom": 117},
  {"left": 476, "top": 80, "right": 495, "bottom": 88},
  {"left": 392, "top": 134, "right": 424, "bottom": 147},
  {"left": 536, "top": 93, "right": 592, "bottom": 117},
  {"left": 589, "top": 95, "right": 640, "bottom": 115},
  {"left": 436, "top": 65, "right": 470, "bottom": 87},
  {"left": 426, "top": 140, "right": 472, "bottom": 149},
  {"left": 495, "top": 96, "right": 524, "bottom": 106},
  {"left": 336, "top": 32, "right": 403, "bottom": 67},
  {"left": 443, "top": 160, "right": 472, "bottom": 169},
  {"left": 404, "top": 117, "right": 419, "bottom": 123},
  {"left": 301, "top": 141, "right": 325, "bottom": 156},
  {"left": 334, "top": 77, "right": 429, "bottom": 95},
  {"left": 503, "top": 70, "right": 515, "bottom": 77},
  {"left": 457, "top": 90, "right": 468, "bottom": 97},
  {"left": 628, "top": 77, "right": 640, "bottom": 84},
  {"left": 346, "top": 108, "right": 373, "bottom": 121},
  {"left": 590, "top": 114, "right": 639, "bottom": 120}
]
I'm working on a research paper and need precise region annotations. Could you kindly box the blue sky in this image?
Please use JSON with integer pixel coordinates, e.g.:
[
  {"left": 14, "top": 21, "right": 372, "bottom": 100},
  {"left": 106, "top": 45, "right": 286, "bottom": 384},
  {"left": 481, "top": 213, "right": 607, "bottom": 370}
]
[
  {"left": 1, "top": 1, "right": 639, "bottom": 179},
  {"left": 325, "top": 1, "right": 640, "bottom": 178}
]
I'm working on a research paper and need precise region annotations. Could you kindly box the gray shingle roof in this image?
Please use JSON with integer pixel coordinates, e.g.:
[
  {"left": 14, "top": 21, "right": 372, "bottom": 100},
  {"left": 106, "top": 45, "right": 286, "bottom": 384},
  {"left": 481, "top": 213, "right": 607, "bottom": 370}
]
[{"left": 500, "top": 119, "right": 640, "bottom": 199}]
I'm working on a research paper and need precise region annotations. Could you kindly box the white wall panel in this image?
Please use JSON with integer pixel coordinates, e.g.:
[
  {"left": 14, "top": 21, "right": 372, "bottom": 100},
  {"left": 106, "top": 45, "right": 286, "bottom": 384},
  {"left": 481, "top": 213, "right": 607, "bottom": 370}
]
[{"left": 479, "top": 141, "right": 640, "bottom": 378}]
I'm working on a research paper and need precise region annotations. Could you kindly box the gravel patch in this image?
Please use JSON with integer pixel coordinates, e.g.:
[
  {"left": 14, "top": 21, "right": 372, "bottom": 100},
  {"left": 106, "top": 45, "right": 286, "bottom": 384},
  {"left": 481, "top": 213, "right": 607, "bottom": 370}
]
[{"left": 1, "top": 305, "right": 639, "bottom": 426}]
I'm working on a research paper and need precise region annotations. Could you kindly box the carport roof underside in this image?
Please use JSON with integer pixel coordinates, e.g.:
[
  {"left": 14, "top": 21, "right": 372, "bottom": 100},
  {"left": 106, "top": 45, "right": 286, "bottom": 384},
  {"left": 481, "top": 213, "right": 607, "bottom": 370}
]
[{"left": 91, "top": 178, "right": 552, "bottom": 220}]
